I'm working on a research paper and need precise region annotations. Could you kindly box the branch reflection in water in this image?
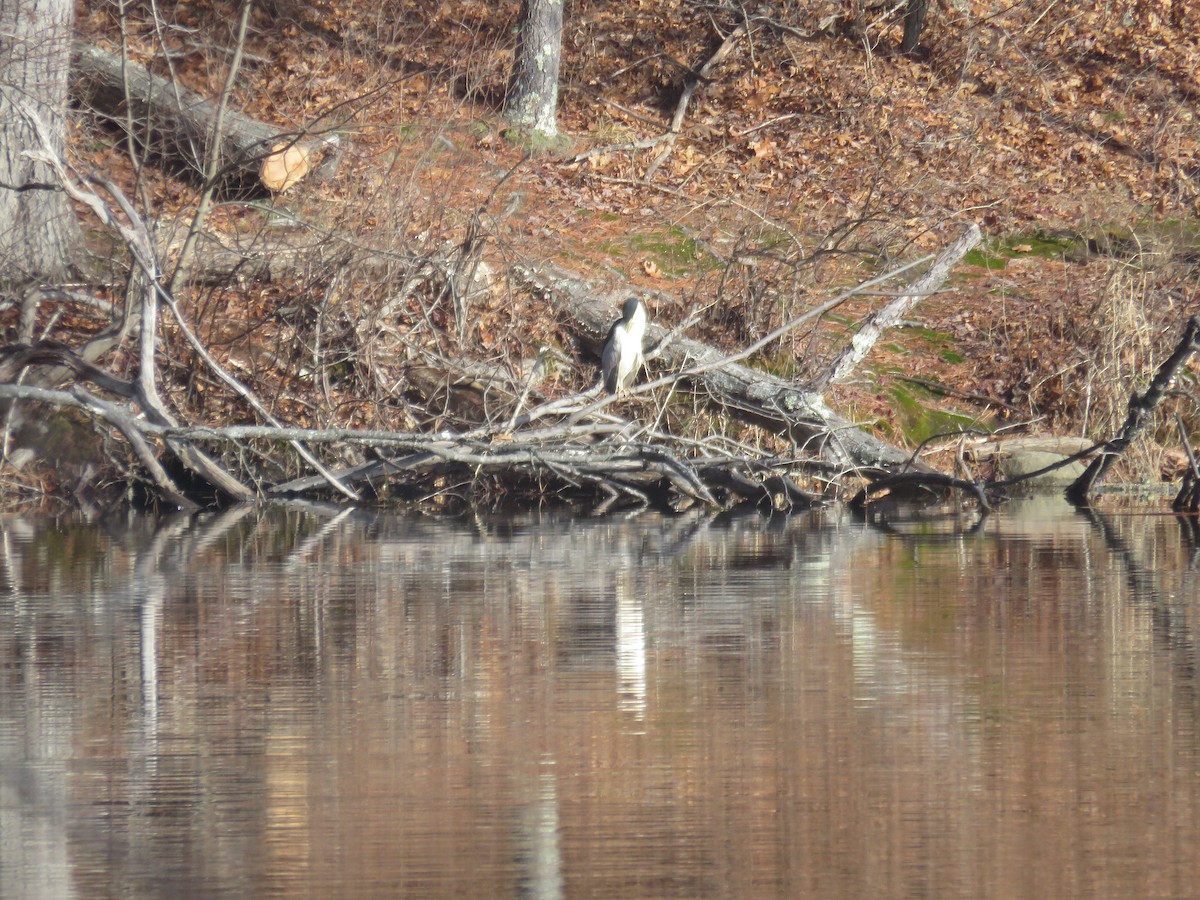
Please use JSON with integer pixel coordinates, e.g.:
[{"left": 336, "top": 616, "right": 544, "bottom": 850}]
[{"left": 0, "top": 498, "right": 1198, "bottom": 897}]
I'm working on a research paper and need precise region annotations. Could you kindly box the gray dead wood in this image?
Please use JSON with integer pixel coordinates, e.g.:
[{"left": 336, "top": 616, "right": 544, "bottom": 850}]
[
  {"left": 0, "top": 379, "right": 722, "bottom": 507},
  {"left": 815, "top": 224, "right": 982, "bottom": 389},
  {"left": 165, "top": 227, "right": 351, "bottom": 286},
  {"left": 515, "top": 261, "right": 921, "bottom": 471},
  {"left": 0, "top": 344, "right": 813, "bottom": 511},
  {"left": 72, "top": 43, "right": 341, "bottom": 191}
]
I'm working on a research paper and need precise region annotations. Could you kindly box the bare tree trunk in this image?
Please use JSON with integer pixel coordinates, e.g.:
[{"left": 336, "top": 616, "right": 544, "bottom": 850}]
[
  {"left": 0, "top": 0, "right": 80, "bottom": 285},
  {"left": 505, "top": 0, "right": 563, "bottom": 140},
  {"left": 901, "top": 0, "right": 928, "bottom": 53}
]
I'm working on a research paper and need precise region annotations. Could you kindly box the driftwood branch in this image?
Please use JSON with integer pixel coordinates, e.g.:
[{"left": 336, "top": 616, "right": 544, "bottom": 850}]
[
  {"left": 1067, "top": 314, "right": 1200, "bottom": 505},
  {"left": 850, "top": 470, "right": 991, "bottom": 512},
  {"left": 154, "top": 288, "right": 361, "bottom": 500},
  {"left": 814, "top": 223, "right": 983, "bottom": 389},
  {"left": 71, "top": 386, "right": 198, "bottom": 509}
]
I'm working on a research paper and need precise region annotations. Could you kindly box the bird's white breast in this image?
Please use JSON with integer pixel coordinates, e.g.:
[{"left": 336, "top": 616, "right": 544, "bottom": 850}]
[
  {"left": 616, "top": 306, "right": 646, "bottom": 385},
  {"left": 626, "top": 301, "right": 647, "bottom": 343}
]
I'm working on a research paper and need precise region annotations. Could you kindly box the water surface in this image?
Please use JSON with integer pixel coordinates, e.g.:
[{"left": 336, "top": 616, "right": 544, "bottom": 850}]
[{"left": 2, "top": 499, "right": 1198, "bottom": 897}]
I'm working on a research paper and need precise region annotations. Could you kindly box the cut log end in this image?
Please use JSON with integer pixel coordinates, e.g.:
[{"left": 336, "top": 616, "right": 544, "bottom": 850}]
[{"left": 259, "top": 143, "right": 311, "bottom": 193}]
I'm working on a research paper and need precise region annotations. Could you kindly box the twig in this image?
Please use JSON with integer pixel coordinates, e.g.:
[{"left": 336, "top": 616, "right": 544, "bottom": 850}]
[
  {"left": 154, "top": 288, "right": 361, "bottom": 500},
  {"left": 565, "top": 137, "right": 667, "bottom": 165},
  {"left": 166, "top": 0, "right": 255, "bottom": 296},
  {"left": 644, "top": 22, "right": 748, "bottom": 181},
  {"left": 504, "top": 346, "right": 549, "bottom": 432},
  {"left": 558, "top": 81, "right": 666, "bottom": 130}
]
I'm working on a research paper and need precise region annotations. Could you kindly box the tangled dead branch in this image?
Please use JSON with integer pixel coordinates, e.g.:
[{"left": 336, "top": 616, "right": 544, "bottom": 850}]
[
  {"left": 0, "top": 372, "right": 820, "bottom": 512},
  {"left": 0, "top": 141, "right": 991, "bottom": 516},
  {"left": 14, "top": 51, "right": 1165, "bottom": 517},
  {"left": 1068, "top": 314, "right": 1200, "bottom": 506}
]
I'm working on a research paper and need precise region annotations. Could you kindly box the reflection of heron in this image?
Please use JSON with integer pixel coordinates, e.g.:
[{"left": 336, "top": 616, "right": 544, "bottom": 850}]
[
  {"left": 600, "top": 296, "right": 647, "bottom": 394},
  {"left": 615, "top": 571, "right": 647, "bottom": 718}
]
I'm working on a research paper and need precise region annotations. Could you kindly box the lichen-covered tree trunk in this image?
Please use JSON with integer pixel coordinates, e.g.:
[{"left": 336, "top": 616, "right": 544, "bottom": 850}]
[
  {"left": 505, "top": 0, "right": 563, "bottom": 140},
  {"left": 0, "top": 0, "right": 79, "bottom": 287}
]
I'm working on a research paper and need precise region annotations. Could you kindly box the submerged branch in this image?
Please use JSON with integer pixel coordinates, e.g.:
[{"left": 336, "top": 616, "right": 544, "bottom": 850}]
[{"left": 1068, "top": 314, "right": 1200, "bottom": 505}]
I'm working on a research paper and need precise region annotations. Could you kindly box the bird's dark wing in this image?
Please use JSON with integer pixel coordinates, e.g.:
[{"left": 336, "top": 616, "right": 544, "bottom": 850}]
[{"left": 601, "top": 323, "right": 621, "bottom": 394}]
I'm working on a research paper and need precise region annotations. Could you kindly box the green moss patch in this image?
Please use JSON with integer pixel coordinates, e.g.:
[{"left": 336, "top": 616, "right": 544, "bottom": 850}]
[
  {"left": 887, "top": 383, "right": 983, "bottom": 446},
  {"left": 965, "top": 232, "right": 1080, "bottom": 270},
  {"left": 597, "top": 226, "right": 722, "bottom": 277}
]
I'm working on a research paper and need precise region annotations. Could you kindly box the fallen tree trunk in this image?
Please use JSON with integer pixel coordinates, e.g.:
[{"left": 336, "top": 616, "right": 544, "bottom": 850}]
[
  {"left": 72, "top": 42, "right": 341, "bottom": 192},
  {"left": 516, "top": 260, "right": 927, "bottom": 471}
]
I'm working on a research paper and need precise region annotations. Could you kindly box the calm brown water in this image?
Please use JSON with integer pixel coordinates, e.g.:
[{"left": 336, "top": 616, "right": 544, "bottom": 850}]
[{"left": 1, "top": 498, "right": 1198, "bottom": 898}]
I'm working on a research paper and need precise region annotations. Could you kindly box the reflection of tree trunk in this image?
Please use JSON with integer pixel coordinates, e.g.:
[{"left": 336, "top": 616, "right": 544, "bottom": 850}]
[
  {"left": 1077, "top": 505, "right": 1199, "bottom": 693},
  {"left": 506, "top": 0, "right": 564, "bottom": 139},
  {"left": 0, "top": 0, "right": 81, "bottom": 284}
]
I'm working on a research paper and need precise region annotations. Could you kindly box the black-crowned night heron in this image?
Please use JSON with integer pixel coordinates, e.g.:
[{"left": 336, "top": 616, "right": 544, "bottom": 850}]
[{"left": 601, "top": 296, "right": 647, "bottom": 394}]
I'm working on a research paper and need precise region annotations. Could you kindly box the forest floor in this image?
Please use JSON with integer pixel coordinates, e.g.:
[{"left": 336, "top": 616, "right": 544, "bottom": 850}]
[{"left": 38, "top": 0, "right": 1200, "bottom": 500}]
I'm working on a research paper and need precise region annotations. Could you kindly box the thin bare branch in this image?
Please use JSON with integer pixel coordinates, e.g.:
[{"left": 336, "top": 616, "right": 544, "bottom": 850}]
[
  {"left": 644, "top": 22, "right": 748, "bottom": 180},
  {"left": 815, "top": 223, "right": 983, "bottom": 390}
]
